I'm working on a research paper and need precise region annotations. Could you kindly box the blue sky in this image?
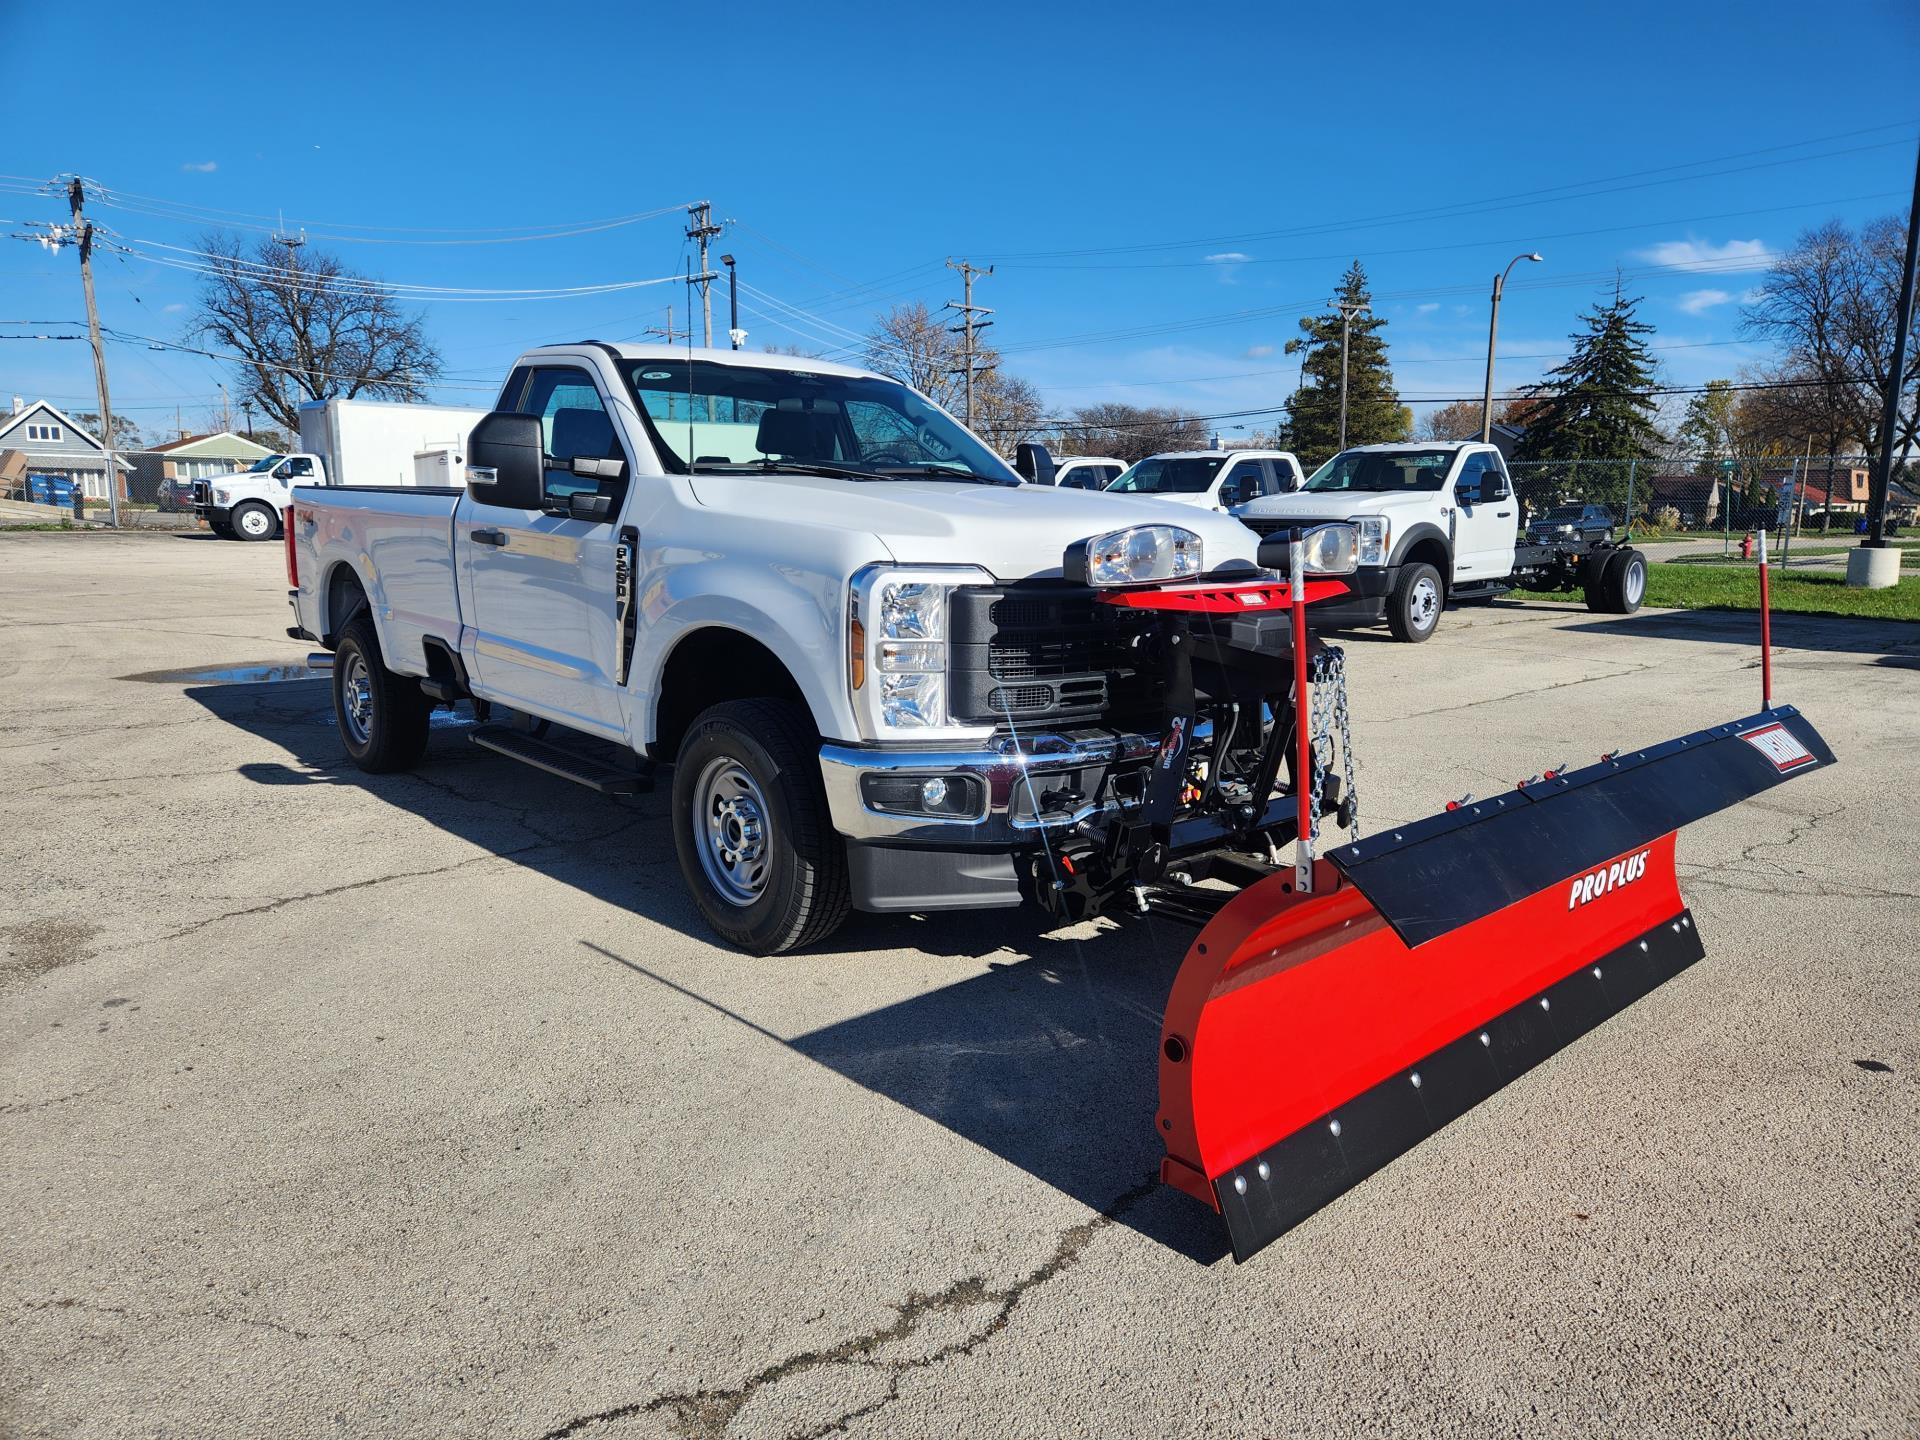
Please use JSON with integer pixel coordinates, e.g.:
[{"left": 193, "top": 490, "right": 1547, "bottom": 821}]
[{"left": 5, "top": 0, "right": 1917, "bottom": 442}]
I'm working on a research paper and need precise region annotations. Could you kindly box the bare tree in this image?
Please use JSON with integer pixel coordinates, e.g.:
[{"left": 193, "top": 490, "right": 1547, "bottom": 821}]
[
  {"left": 862, "top": 302, "right": 1043, "bottom": 443},
  {"left": 1743, "top": 216, "right": 1920, "bottom": 460},
  {"left": 1055, "top": 403, "right": 1209, "bottom": 462},
  {"left": 191, "top": 232, "right": 442, "bottom": 434}
]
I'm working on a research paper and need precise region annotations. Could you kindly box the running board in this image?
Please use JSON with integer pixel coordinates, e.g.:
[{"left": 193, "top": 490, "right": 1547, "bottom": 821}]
[{"left": 468, "top": 725, "right": 654, "bottom": 795}]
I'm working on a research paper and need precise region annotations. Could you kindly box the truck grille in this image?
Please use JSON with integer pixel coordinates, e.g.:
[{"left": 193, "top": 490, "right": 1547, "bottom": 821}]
[
  {"left": 192, "top": 481, "right": 211, "bottom": 505},
  {"left": 1238, "top": 515, "right": 1351, "bottom": 539}
]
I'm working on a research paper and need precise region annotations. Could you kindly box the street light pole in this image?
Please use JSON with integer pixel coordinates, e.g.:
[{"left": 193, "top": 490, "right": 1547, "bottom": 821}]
[
  {"left": 1481, "top": 252, "right": 1544, "bottom": 442},
  {"left": 720, "top": 253, "right": 741, "bottom": 349}
]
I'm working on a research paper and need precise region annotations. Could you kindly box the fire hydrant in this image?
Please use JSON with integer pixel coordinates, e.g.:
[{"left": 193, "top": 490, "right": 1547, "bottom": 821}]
[{"left": 1740, "top": 532, "right": 1755, "bottom": 560}]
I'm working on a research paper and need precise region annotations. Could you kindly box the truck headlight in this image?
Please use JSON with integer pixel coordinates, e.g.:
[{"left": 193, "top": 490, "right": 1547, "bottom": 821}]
[
  {"left": 1064, "top": 525, "right": 1203, "bottom": 586},
  {"left": 849, "top": 565, "right": 995, "bottom": 740},
  {"left": 1349, "top": 514, "right": 1390, "bottom": 567},
  {"left": 214, "top": 488, "right": 231, "bottom": 506},
  {"left": 1299, "top": 523, "right": 1359, "bottom": 575}
]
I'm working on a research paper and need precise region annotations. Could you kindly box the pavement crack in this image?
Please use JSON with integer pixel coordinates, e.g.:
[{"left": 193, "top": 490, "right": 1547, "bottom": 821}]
[
  {"left": 1402, "top": 661, "right": 1662, "bottom": 719},
  {"left": 19, "top": 1295, "right": 375, "bottom": 1348},
  {"left": 533, "top": 1175, "right": 1161, "bottom": 1440}
]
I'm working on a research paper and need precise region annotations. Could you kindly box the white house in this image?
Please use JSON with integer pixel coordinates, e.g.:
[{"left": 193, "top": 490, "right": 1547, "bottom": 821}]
[{"left": 0, "top": 398, "right": 135, "bottom": 502}]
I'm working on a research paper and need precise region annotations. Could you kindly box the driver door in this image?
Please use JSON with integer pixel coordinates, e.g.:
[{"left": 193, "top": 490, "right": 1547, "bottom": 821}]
[
  {"left": 459, "top": 365, "right": 631, "bottom": 737},
  {"left": 1450, "top": 451, "right": 1517, "bottom": 581}
]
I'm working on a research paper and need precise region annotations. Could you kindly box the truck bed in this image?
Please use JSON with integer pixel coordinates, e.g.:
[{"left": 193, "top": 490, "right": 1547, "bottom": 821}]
[{"left": 291, "top": 484, "right": 465, "bottom": 675}]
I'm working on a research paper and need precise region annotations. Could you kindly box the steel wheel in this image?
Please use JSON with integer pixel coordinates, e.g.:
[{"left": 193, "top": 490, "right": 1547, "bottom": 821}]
[
  {"left": 1623, "top": 555, "right": 1647, "bottom": 607},
  {"left": 236, "top": 504, "right": 274, "bottom": 539},
  {"left": 693, "top": 757, "right": 772, "bottom": 906},
  {"left": 1409, "top": 574, "right": 1441, "bottom": 631},
  {"left": 340, "top": 650, "right": 375, "bottom": 746}
]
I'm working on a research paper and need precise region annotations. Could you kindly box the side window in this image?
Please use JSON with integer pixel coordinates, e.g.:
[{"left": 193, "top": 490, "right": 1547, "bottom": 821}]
[
  {"left": 1456, "top": 452, "right": 1494, "bottom": 500},
  {"left": 284, "top": 456, "right": 314, "bottom": 479},
  {"left": 520, "top": 367, "right": 623, "bottom": 504}
]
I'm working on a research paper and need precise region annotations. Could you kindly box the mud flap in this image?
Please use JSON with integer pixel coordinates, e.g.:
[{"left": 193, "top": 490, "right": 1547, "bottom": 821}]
[{"left": 1157, "top": 706, "right": 1834, "bottom": 1263}]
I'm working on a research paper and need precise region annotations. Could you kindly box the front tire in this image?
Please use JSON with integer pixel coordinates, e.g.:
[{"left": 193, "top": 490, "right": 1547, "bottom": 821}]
[
  {"left": 671, "top": 699, "right": 850, "bottom": 955},
  {"left": 232, "top": 502, "right": 278, "bottom": 541},
  {"left": 209, "top": 519, "right": 234, "bottom": 538},
  {"left": 332, "top": 613, "right": 432, "bottom": 773},
  {"left": 1387, "top": 561, "right": 1444, "bottom": 642}
]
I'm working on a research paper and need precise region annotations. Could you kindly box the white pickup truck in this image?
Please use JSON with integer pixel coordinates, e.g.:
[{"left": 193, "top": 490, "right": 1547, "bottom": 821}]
[
  {"left": 1235, "top": 441, "right": 1647, "bottom": 641},
  {"left": 1105, "top": 449, "right": 1305, "bottom": 511},
  {"left": 286, "top": 343, "right": 1360, "bottom": 953}
]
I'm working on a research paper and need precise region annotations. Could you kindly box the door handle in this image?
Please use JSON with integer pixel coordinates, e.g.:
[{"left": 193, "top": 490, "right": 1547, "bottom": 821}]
[
  {"left": 1496, "top": 510, "right": 1513, "bottom": 518},
  {"left": 472, "top": 528, "right": 508, "bottom": 547}
]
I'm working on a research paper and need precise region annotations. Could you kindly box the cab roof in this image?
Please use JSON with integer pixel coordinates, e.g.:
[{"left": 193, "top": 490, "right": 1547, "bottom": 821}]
[{"left": 527, "top": 342, "right": 887, "bottom": 383}]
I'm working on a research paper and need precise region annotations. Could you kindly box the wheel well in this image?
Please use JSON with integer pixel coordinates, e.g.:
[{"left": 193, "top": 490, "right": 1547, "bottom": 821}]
[
  {"left": 654, "top": 627, "right": 810, "bottom": 761},
  {"left": 325, "top": 563, "right": 368, "bottom": 642},
  {"left": 1401, "top": 537, "right": 1451, "bottom": 593}
]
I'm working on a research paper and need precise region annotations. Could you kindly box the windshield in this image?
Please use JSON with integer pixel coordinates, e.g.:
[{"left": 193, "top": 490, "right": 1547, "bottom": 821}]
[
  {"left": 245, "top": 454, "right": 285, "bottom": 474},
  {"left": 621, "top": 360, "right": 1018, "bottom": 483},
  {"left": 1304, "top": 448, "right": 1456, "bottom": 493},
  {"left": 1541, "top": 505, "right": 1584, "bottom": 521},
  {"left": 1106, "top": 456, "right": 1225, "bottom": 495}
]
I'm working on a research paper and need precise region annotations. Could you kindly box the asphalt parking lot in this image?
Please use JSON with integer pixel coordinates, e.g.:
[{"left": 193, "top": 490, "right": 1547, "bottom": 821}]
[{"left": 4, "top": 531, "right": 1918, "bottom": 1439}]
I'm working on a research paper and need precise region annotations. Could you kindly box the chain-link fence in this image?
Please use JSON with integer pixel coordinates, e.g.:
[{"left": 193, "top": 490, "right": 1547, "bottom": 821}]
[{"left": 1506, "top": 455, "right": 1913, "bottom": 558}]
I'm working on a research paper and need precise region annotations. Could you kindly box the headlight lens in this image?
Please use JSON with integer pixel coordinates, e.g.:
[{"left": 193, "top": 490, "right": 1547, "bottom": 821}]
[
  {"left": 1067, "top": 525, "right": 1204, "bottom": 586},
  {"left": 1350, "top": 514, "right": 1390, "bottom": 567},
  {"left": 849, "top": 565, "right": 995, "bottom": 740},
  {"left": 214, "top": 488, "right": 231, "bottom": 505},
  {"left": 1299, "top": 523, "right": 1359, "bottom": 575}
]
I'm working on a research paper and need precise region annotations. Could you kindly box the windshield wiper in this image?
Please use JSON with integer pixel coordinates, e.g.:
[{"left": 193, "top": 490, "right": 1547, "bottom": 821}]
[
  {"left": 692, "top": 459, "right": 889, "bottom": 482},
  {"left": 868, "top": 464, "right": 1015, "bottom": 486}
]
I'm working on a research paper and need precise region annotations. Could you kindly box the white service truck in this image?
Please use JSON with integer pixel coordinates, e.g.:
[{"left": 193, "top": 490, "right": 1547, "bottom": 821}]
[
  {"left": 1104, "top": 449, "right": 1305, "bottom": 511},
  {"left": 194, "top": 398, "right": 488, "bottom": 540},
  {"left": 285, "top": 343, "right": 1361, "bottom": 954},
  {"left": 1235, "top": 441, "right": 1648, "bottom": 641}
]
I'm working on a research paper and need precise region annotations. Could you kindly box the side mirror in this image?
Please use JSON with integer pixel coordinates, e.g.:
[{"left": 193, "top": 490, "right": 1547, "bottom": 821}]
[
  {"left": 466, "top": 411, "right": 545, "bottom": 509},
  {"left": 1014, "top": 441, "right": 1056, "bottom": 486}
]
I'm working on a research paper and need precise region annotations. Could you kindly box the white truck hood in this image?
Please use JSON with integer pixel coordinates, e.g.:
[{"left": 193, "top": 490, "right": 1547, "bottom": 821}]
[
  {"left": 687, "top": 474, "right": 1262, "bottom": 582},
  {"left": 1236, "top": 488, "right": 1439, "bottom": 523}
]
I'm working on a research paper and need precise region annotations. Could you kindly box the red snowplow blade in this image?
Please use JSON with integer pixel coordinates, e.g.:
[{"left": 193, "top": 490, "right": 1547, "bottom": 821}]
[{"left": 1158, "top": 706, "right": 1835, "bottom": 1262}]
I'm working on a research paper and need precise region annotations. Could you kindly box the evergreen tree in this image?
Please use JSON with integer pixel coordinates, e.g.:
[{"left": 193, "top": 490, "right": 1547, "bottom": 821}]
[
  {"left": 1277, "top": 262, "right": 1410, "bottom": 468},
  {"left": 1515, "top": 284, "right": 1663, "bottom": 467}
]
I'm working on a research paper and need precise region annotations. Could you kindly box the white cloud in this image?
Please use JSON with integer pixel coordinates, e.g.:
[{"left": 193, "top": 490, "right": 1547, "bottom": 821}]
[
  {"left": 1633, "top": 236, "right": 1770, "bottom": 273},
  {"left": 1204, "top": 252, "right": 1251, "bottom": 264},
  {"left": 1414, "top": 303, "right": 1439, "bottom": 317},
  {"left": 180, "top": 160, "right": 217, "bottom": 173},
  {"left": 162, "top": 302, "right": 186, "bottom": 314},
  {"left": 1677, "top": 288, "right": 1733, "bottom": 316},
  {"left": 1243, "top": 344, "right": 1275, "bottom": 359}
]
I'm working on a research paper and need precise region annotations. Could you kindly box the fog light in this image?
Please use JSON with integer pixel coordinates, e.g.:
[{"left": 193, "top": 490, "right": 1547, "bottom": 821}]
[{"left": 921, "top": 777, "right": 949, "bottom": 808}]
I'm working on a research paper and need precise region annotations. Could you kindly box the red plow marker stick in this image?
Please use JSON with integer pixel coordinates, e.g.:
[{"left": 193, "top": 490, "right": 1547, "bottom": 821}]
[
  {"left": 1290, "top": 533, "right": 1312, "bottom": 893},
  {"left": 1758, "top": 528, "right": 1772, "bottom": 709}
]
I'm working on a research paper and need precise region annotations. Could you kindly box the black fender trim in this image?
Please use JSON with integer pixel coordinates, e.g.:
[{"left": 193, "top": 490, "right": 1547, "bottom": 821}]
[
  {"left": 419, "top": 635, "right": 473, "bottom": 704},
  {"left": 1387, "top": 521, "right": 1451, "bottom": 574}
]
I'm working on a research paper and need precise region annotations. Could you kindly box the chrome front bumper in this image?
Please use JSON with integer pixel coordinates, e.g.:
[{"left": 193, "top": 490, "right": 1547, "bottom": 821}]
[{"left": 819, "top": 730, "right": 1158, "bottom": 844}]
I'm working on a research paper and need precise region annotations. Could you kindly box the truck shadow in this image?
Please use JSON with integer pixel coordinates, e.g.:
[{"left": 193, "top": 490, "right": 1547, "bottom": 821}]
[{"left": 186, "top": 676, "right": 1229, "bottom": 1262}]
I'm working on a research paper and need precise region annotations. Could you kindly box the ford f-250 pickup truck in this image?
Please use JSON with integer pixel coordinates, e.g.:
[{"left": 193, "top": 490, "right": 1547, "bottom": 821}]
[
  {"left": 1236, "top": 441, "right": 1647, "bottom": 641},
  {"left": 286, "top": 343, "right": 1358, "bottom": 953}
]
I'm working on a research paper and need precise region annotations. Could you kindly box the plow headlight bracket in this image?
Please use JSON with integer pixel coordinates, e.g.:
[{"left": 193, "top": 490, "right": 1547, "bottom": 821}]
[
  {"left": 848, "top": 564, "right": 995, "bottom": 742},
  {"left": 1064, "top": 525, "right": 1204, "bottom": 587},
  {"left": 1349, "top": 514, "right": 1390, "bottom": 567},
  {"left": 1299, "top": 523, "right": 1360, "bottom": 576}
]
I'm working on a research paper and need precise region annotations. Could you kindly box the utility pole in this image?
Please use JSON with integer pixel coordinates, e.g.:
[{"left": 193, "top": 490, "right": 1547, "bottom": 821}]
[
  {"left": 1482, "top": 252, "right": 1544, "bottom": 442},
  {"left": 1865, "top": 135, "right": 1920, "bottom": 552},
  {"left": 67, "top": 178, "right": 121, "bottom": 526},
  {"left": 242, "top": 402, "right": 254, "bottom": 440},
  {"left": 685, "top": 202, "right": 723, "bottom": 348},
  {"left": 1334, "top": 298, "right": 1369, "bottom": 452},
  {"left": 643, "top": 305, "right": 687, "bottom": 343},
  {"left": 945, "top": 259, "right": 994, "bottom": 428}
]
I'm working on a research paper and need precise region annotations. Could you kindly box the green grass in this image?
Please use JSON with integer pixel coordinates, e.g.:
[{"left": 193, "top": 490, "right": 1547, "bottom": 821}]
[{"left": 1523, "top": 562, "right": 1920, "bottom": 621}]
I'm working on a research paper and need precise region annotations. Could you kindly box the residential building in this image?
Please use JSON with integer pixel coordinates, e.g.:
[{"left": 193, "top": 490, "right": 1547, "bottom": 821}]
[{"left": 0, "top": 398, "right": 134, "bottom": 502}]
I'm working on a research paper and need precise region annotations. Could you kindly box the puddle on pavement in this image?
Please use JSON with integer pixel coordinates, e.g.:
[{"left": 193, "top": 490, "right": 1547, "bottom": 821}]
[{"left": 122, "top": 661, "right": 329, "bottom": 685}]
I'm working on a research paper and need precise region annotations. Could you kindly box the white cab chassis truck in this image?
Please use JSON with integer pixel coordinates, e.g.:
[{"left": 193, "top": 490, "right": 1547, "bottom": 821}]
[
  {"left": 286, "top": 343, "right": 1360, "bottom": 954},
  {"left": 1235, "top": 441, "right": 1647, "bottom": 642},
  {"left": 1105, "top": 449, "right": 1305, "bottom": 512}
]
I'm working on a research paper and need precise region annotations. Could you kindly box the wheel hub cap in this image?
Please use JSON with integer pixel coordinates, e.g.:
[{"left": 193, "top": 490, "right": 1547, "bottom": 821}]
[
  {"left": 241, "top": 510, "right": 269, "bottom": 535},
  {"left": 695, "top": 759, "right": 771, "bottom": 906},
  {"left": 341, "top": 654, "right": 374, "bottom": 744},
  {"left": 1412, "top": 578, "right": 1439, "bottom": 627}
]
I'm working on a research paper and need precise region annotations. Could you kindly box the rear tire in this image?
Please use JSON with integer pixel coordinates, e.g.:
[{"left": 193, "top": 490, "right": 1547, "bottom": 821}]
[
  {"left": 1602, "top": 548, "right": 1647, "bottom": 614},
  {"left": 1387, "top": 561, "right": 1444, "bottom": 642},
  {"left": 671, "top": 698, "right": 850, "bottom": 955},
  {"left": 232, "top": 502, "right": 277, "bottom": 541},
  {"left": 332, "top": 612, "right": 432, "bottom": 773}
]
